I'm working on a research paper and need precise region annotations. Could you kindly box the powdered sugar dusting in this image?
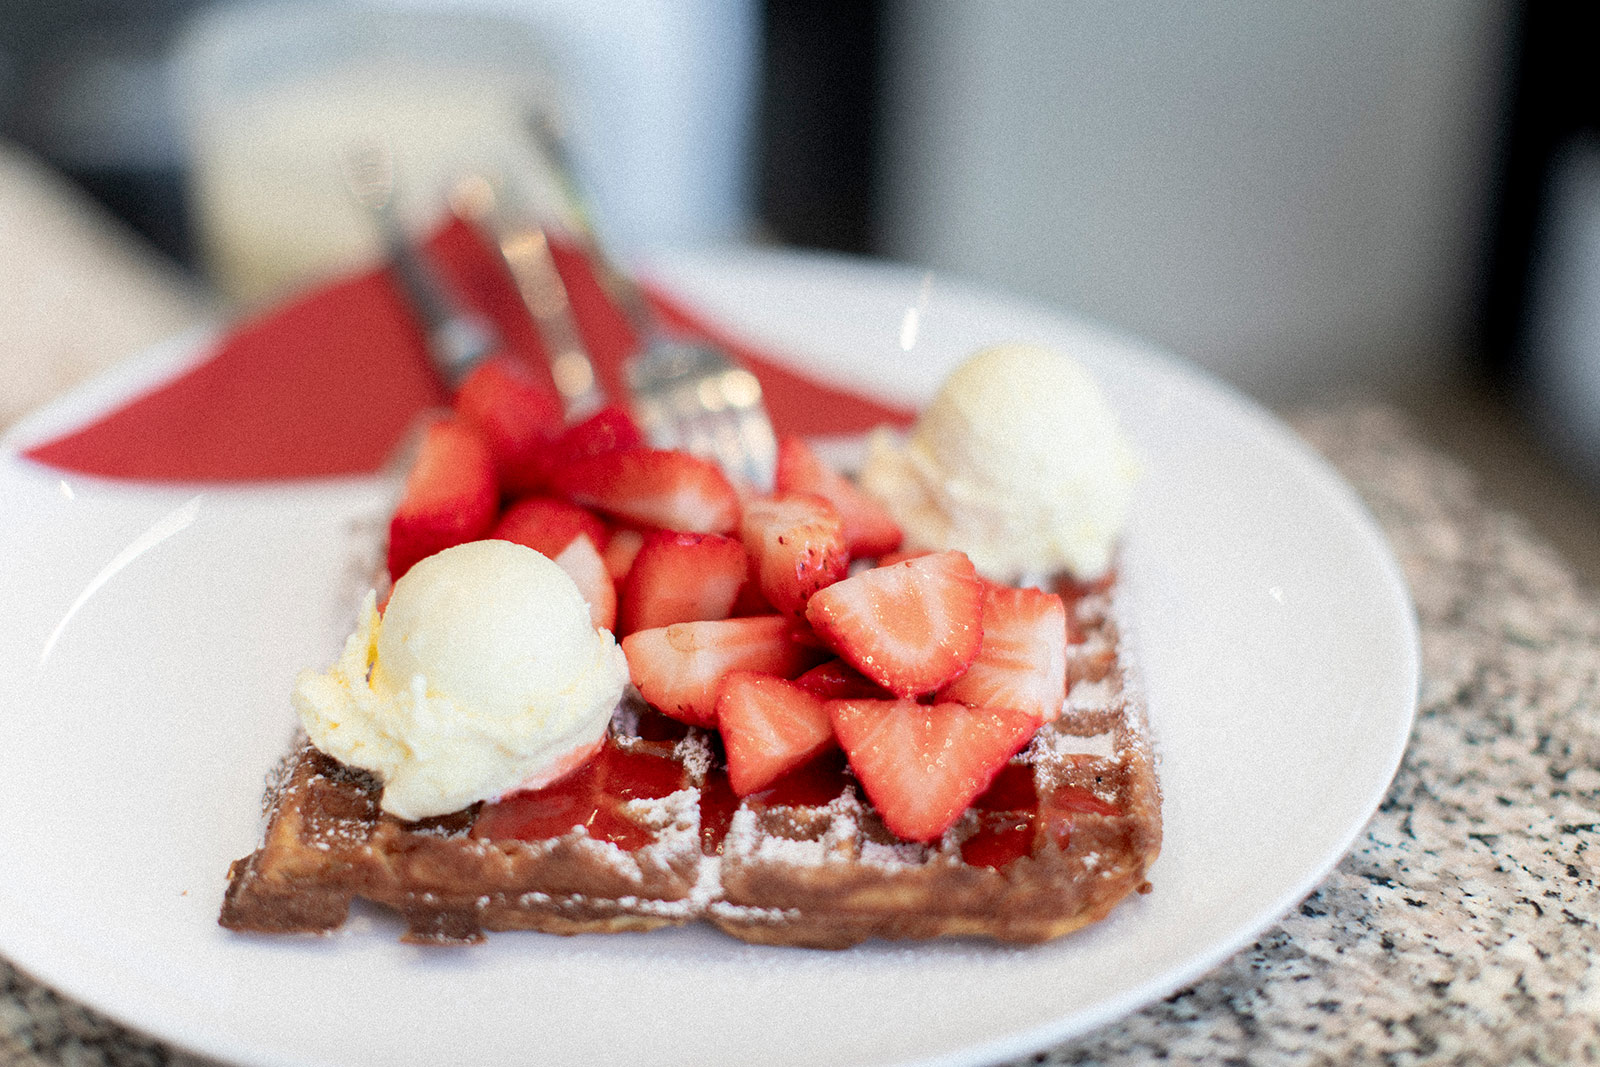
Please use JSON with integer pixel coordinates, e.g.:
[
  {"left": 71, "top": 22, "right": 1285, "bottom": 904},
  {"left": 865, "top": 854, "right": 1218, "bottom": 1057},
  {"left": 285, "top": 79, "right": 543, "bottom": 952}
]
[
  {"left": 859, "top": 839, "right": 931, "bottom": 868},
  {"left": 624, "top": 789, "right": 700, "bottom": 853},
  {"left": 674, "top": 732, "right": 715, "bottom": 781},
  {"left": 1067, "top": 676, "right": 1120, "bottom": 712}
]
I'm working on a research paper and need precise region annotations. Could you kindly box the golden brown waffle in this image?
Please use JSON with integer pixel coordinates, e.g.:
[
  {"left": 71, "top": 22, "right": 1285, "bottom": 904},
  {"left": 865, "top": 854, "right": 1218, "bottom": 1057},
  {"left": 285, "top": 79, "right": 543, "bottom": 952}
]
[{"left": 221, "top": 581, "right": 1160, "bottom": 947}]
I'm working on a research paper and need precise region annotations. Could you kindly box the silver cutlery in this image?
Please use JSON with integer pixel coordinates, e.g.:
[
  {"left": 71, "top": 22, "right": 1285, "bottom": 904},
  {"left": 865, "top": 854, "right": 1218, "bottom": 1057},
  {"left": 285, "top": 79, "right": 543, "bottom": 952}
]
[
  {"left": 341, "top": 138, "right": 498, "bottom": 389},
  {"left": 523, "top": 109, "right": 778, "bottom": 490}
]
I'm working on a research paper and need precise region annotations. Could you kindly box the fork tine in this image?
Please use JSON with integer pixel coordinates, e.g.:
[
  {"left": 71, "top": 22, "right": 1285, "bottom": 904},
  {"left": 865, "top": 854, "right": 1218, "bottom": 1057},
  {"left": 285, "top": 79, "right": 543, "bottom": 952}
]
[
  {"left": 627, "top": 349, "right": 777, "bottom": 490},
  {"left": 516, "top": 109, "right": 780, "bottom": 487}
]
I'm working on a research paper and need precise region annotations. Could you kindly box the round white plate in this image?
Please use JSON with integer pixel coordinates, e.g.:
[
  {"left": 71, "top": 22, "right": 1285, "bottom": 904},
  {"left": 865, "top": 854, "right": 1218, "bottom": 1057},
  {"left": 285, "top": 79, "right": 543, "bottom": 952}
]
[{"left": 0, "top": 249, "right": 1417, "bottom": 1067}]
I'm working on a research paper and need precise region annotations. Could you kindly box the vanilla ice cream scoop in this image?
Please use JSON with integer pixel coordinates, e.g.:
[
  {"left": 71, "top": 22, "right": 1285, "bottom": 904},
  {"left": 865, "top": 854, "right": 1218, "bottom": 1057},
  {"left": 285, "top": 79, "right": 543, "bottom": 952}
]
[
  {"left": 293, "top": 539, "right": 629, "bottom": 820},
  {"left": 859, "top": 343, "right": 1137, "bottom": 582}
]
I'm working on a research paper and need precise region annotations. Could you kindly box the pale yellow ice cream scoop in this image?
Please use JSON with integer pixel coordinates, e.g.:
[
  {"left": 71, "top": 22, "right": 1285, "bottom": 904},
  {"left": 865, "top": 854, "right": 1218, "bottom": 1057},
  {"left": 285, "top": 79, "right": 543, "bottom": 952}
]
[
  {"left": 859, "top": 343, "right": 1136, "bottom": 582},
  {"left": 293, "top": 539, "right": 629, "bottom": 820}
]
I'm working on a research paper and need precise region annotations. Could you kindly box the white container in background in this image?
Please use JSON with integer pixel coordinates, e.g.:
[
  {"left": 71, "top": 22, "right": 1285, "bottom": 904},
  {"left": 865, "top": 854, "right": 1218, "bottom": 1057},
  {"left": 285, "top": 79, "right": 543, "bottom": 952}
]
[
  {"left": 877, "top": 1, "right": 1510, "bottom": 404},
  {"left": 172, "top": 1, "right": 757, "bottom": 308}
]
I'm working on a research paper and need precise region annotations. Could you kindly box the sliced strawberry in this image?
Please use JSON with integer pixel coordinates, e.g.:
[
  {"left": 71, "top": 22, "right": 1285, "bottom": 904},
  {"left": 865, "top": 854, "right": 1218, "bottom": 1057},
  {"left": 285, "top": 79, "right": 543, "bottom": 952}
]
[
  {"left": 544, "top": 404, "right": 645, "bottom": 469},
  {"left": 452, "top": 355, "right": 565, "bottom": 495},
  {"left": 775, "top": 436, "right": 903, "bottom": 557},
  {"left": 729, "top": 552, "right": 773, "bottom": 616},
  {"left": 619, "top": 531, "right": 751, "bottom": 634},
  {"left": 739, "top": 493, "right": 848, "bottom": 617},
  {"left": 620, "top": 616, "right": 820, "bottom": 727},
  {"left": 873, "top": 548, "right": 932, "bottom": 568},
  {"left": 387, "top": 416, "right": 498, "bottom": 580},
  {"left": 552, "top": 533, "right": 617, "bottom": 631},
  {"left": 939, "top": 584, "right": 1068, "bottom": 723},
  {"left": 794, "top": 659, "right": 892, "bottom": 700},
  {"left": 803, "top": 550, "right": 984, "bottom": 697},
  {"left": 829, "top": 699, "right": 1037, "bottom": 842},
  {"left": 554, "top": 448, "right": 740, "bottom": 535},
  {"left": 491, "top": 496, "right": 610, "bottom": 561},
  {"left": 716, "top": 671, "right": 836, "bottom": 796},
  {"left": 602, "top": 527, "right": 646, "bottom": 583}
]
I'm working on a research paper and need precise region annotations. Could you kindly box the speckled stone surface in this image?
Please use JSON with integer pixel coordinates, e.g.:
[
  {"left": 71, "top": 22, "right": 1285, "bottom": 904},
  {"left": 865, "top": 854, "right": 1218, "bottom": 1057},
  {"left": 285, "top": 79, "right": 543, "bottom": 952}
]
[{"left": 4, "top": 403, "right": 1598, "bottom": 1067}]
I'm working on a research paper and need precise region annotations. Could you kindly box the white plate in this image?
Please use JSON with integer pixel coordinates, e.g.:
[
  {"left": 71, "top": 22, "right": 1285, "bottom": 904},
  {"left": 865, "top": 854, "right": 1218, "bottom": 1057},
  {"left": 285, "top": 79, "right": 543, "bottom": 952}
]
[{"left": 0, "top": 249, "right": 1418, "bottom": 1067}]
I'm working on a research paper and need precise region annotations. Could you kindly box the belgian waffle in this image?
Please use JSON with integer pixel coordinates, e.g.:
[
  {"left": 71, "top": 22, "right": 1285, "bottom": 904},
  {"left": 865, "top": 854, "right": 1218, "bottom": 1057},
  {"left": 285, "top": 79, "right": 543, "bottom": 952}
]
[{"left": 220, "top": 580, "right": 1160, "bottom": 947}]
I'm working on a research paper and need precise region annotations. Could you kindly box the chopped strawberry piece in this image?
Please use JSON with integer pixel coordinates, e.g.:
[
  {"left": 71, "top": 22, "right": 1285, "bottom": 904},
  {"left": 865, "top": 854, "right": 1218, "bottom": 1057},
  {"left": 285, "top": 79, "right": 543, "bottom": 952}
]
[
  {"left": 619, "top": 531, "right": 751, "bottom": 634},
  {"left": 716, "top": 672, "right": 836, "bottom": 796},
  {"left": 490, "top": 496, "right": 610, "bottom": 561},
  {"left": 729, "top": 552, "right": 773, "bottom": 616},
  {"left": 804, "top": 550, "right": 984, "bottom": 697},
  {"left": 739, "top": 493, "right": 848, "bottom": 617},
  {"left": 794, "top": 659, "right": 892, "bottom": 700},
  {"left": 554, "top": 448, "right": 740, "bottom": 535},
  {"left": 452, "top": 356, "right": 565, "bottom": 495},
  {"left": 552, "top": 533, "right": 617, "bottom": 631},
  {"left": 939, "top": 584, "right": 1068, "bottom": 723},
  {"left": 775, "top": 437, "right": 902, "bottom": 557},
  {"left": 620, "top": 616, "right": 821, "bottom": 727},
  {"left": 544, "top": 404, "right": 646, "bottom": 469},
  {"left": 873, "top": 548, "right": 932, "bottom": 568},
  {"left": 828, "top": 699, "right": 1037, "bottom": 842},
  {"left": 602, "top": 527, "right": 646, "bottom": 583},
  {"left": 387, "top": 416, "right": 498, "bottom": 580}
]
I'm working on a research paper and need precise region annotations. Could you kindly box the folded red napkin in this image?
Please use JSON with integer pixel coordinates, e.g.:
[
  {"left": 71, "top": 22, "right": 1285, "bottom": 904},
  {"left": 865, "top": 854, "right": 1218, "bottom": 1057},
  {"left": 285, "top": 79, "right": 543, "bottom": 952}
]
[{"left": 23, "top": 217, "right": 913, "bottom": 482}]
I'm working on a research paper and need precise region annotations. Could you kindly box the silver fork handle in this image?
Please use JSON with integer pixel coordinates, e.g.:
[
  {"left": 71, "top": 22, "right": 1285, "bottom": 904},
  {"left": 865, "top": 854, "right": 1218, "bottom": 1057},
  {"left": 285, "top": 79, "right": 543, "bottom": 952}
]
[
  {"left": 494, "top": 222, "right": 606, "bottom": 421},
  {"left": 377, "top": 218, "right": 498, "bottom": 389}
]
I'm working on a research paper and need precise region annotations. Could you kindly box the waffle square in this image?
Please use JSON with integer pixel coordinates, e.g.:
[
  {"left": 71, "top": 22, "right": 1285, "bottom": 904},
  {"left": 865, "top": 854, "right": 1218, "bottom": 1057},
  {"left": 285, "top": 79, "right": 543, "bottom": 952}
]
[{"left": 221, "top": 582, "right": 1160, "bottom": 946}]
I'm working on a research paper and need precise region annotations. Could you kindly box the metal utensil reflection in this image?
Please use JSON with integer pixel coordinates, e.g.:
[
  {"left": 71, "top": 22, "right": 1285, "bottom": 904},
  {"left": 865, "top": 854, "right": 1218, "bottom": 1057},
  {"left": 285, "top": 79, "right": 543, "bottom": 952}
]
[{"left": 341, "top": 138, "right": 497, "bottom": 389}]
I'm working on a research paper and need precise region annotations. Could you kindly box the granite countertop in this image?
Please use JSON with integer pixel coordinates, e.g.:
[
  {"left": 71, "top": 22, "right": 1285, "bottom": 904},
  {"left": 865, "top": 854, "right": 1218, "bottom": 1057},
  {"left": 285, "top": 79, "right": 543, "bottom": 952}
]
[{"left": 4, "top": 400, "right": 1597, "bottom": 1067}]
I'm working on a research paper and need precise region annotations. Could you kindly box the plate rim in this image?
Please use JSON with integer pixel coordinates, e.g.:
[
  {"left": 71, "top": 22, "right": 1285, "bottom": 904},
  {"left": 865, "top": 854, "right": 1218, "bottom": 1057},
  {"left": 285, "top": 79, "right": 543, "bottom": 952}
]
[{"left": 0, "top": 247, "right": 1419, "bottom": 1067}]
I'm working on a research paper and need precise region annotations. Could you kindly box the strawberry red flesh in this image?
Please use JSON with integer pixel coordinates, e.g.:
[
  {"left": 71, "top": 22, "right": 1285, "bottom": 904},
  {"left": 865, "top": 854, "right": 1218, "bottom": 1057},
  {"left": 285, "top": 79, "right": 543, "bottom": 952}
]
[
  {"left": 544, "top": 404, "right": 645, "bottom": 469},
  {"left": 552, "top": 533, "right": 617, "bottom": 632},
  {"left": 754, "top": 749, "right": 854, "bottom": 807},
  {"left": 828, "top": 698, "right": 1038, "bottom": 842},
  {"left": 775, "top": 436, "right": 903, "bottom": 557},
  {"left": 619, "top": 531, "right": 751, "bottom": 634},
  {"left": 386, "top": 416, "right": 498, "bottom": 581},
  {"left": 620, "top": 615, "right": 821, "bottom": 727},
  {"left": 554, "top": 448, "right": 740, "bottom": 535},
  {"left": 804, "top": 550, "right": 984, "bottom": 697},
  {"left": 739, "top": 492, "right": 849, "bottom": 617},
  {"left": 452, "top": 356, "right": 565, "bottom": 495},
  {"left": 716, "top": 671, "right": 836, "bottom": 796},
  {"left": 794, "top": 659, "right": 892, "bottom": 700},
  {"left": 491, "top": 496, "right": 610, "bottom": 561},
  {"left": 602, "top": 527, "right": 646, "bottom": 583},
  {"left": 472, "top": 740, "right": 684, "bottom": 848},
  {"left": 939, "top": 584, "right": 1068, "bottom": 724}
]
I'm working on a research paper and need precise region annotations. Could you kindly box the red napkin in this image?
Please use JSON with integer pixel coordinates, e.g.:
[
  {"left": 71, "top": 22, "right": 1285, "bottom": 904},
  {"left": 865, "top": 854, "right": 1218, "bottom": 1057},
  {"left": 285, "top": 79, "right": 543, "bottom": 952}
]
[{"left": 23, "top": 217, "right": 913, "bottom": 482}]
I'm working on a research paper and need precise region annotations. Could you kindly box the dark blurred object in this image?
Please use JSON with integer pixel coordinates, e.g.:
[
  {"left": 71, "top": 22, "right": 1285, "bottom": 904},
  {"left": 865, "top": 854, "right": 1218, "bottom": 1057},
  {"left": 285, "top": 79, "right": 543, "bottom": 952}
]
[
  {"left": 1483, "top": 3, "right": 1597, "bottom": 376},
  {"left": 0, "top": 0, "right": 211, "bottom": 266},
  {"left": 1483, "top": 2, "right": 1600, "bottom": 485},
  {"left": 756, "top": 0, "right": 883, "bottom": 254}
]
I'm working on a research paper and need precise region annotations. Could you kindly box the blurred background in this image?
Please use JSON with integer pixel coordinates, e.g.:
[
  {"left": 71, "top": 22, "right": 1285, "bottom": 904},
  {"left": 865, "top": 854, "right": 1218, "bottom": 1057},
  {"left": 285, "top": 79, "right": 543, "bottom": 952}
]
[{"left": 0, "top": 0, "right": 1595, "bottom": 577}]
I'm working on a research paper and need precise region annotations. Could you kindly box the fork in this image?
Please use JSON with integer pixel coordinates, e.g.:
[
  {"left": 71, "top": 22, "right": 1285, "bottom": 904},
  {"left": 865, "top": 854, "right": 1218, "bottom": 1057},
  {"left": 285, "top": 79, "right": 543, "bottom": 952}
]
[
  {"left": 341, "top": 138, "right": 498, "bottom": 389},
  {"left": 523, "top": 109, "right": 779, "bottom": 491}
]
